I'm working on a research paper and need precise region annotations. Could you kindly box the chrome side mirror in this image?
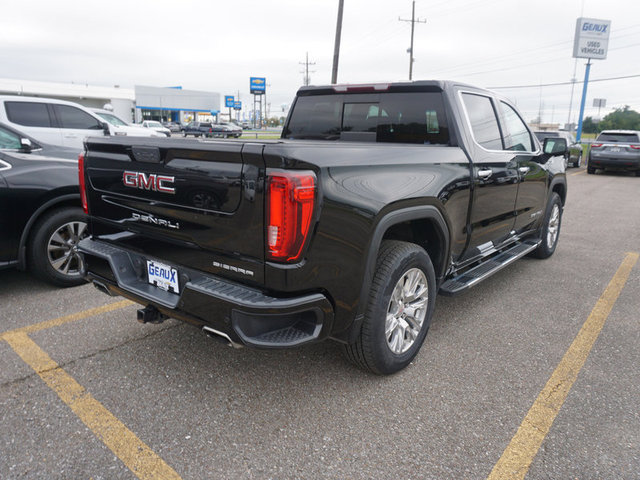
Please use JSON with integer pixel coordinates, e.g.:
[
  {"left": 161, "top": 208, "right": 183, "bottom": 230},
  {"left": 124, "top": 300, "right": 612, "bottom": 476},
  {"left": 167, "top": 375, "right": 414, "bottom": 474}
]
[{"left": 20, "top": 138, "right": 32, "bottom": 152}]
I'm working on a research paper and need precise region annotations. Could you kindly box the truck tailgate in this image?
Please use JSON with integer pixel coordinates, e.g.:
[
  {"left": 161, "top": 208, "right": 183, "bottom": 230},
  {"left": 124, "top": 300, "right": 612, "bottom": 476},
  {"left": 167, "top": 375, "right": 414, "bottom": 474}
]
[{"left": 84, "top": 138, "right": 266, "bottom": 284}]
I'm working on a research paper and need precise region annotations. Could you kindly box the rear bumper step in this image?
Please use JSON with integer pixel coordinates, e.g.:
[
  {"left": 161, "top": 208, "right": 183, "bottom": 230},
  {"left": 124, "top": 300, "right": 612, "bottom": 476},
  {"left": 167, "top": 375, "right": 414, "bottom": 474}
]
[
  {"left": 78, "top": 238, "right": 334, "bottom": 348},
  {"left": 439, "top": 239, "right": 540, "bottom": 296}
]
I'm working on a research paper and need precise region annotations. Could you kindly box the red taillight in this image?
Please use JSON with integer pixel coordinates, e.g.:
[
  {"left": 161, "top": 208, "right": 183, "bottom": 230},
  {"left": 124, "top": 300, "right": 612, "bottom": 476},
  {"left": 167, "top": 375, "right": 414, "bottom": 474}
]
[
  {"left": 209, "top": 128, "right": 213, "bottom": 132},
  {"left": 591, "top": 143, "right": 602, "bottom": 148},
  {"left": 630, "top": 145, "right": 640, "bottom": 150},
  {"left": 266, "top": 171, "right": 316, "bottom": 262},
  {"left": 78, "top": 153, "right": 88, "bottom": 213}
]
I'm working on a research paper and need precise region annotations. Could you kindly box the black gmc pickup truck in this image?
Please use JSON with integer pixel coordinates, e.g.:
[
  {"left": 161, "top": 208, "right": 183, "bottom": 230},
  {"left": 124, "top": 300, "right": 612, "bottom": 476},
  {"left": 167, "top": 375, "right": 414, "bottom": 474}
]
[{"left": 78, "top": 81, "right": 568, "bottom": 374}]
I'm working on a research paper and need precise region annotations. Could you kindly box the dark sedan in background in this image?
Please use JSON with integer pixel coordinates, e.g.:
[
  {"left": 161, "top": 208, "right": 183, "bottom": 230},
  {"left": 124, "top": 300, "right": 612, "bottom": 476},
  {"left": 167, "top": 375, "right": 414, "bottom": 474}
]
[
  {"left": 0, "top": 122, "right": 87, "bottom": 286},
  {"left": 181, "top": 121, "right": 214, "bottom": 137},
  {"left": 534, "top": 131, "right": 583, "bottom": 168}
]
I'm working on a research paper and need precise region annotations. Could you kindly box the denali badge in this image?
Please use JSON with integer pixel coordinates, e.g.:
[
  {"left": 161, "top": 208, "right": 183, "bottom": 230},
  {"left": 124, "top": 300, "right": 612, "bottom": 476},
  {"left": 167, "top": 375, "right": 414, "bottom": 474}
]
[
  {"left": 131, "top": 212, "right": 180, "bottom": 230},
  {"left": 123, "top": 171, "right": 175, "bottom": 194}
]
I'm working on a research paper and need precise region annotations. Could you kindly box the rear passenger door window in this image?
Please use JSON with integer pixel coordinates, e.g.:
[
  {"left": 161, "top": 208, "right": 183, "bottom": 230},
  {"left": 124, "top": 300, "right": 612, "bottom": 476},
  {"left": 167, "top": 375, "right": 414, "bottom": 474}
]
[
  {"left": 53, "top": 105, "right": 102, "bottom": 130},
  {"left": 52, "top": 104, "right": 104, "bottom": 149},
  {"left": 461, "top": 93, "right": 503, "bottom": 150}
]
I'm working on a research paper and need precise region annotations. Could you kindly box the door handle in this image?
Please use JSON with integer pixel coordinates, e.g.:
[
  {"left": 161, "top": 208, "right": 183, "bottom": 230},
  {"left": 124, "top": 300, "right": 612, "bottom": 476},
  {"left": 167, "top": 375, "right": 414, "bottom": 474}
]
[
  {"left": 64, "top": 134, "right": 78, "bottom": 138},
  {"left": 477, "top": 168, "right": 493, "bottom": 180},
  {"left": 518, "top": 166, "right": 530, "bottom": 174}
]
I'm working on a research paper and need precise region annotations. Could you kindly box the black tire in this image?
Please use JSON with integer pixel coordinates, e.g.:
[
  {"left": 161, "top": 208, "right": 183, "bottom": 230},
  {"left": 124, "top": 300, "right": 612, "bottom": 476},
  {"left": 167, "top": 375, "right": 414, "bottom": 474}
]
[
  {"left": 29, "top": 207, "right": 88, "bottom": 287},
  {"left": 343, "top": 240, "right": 436, "bottom": 375},
  {"left": 587, "top": 166, "right": 595, "bottom": 174},
  {"left": 532, "top": 193, "right": 562, "bottom": 259},
  {"left": 573, "top": 154, "right": 582, "bottom": 168}
]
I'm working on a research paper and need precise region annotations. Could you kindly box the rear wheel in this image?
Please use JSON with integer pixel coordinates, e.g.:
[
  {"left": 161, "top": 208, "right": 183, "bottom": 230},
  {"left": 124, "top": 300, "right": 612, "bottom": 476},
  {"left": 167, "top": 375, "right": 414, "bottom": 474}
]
[
  {"left": 573, "top": 153, "right": 582, "bottom": 168},
  {"left": 587, "top": 165, "right": 595, "bottom": 174},
  {"left": 532, "top": 193, "right": 562, "bottom": 259},
  {"left": 29, "top": 207, "right": 88, "bottom": 287},
  {"left": 343, "top": 240, "right": 436, "bottom": 375}
]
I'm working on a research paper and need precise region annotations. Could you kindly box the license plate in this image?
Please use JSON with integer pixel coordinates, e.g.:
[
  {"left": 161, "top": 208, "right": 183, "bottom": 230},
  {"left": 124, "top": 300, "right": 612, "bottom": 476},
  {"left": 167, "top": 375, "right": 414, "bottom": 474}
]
[
  {"left": 147, "top": 260, "right": 179, "bottom": 294},
  {"left": 610, "top": 147, "right": 621, "bottom": 152}
]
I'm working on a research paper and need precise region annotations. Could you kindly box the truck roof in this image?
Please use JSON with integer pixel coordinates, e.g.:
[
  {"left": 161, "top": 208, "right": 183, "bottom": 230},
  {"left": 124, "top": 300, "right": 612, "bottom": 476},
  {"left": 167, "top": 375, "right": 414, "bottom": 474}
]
[{"left": 296, "top": 80, "right": 490, "bottom": 96}]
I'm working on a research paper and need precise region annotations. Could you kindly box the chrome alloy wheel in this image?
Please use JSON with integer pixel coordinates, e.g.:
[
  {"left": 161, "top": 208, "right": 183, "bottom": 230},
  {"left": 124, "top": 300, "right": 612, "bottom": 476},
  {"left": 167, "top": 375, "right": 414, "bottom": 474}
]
[
  {"left": 47, "top": 221, "right": 88, "bottom": 276},
  {"left": 385, "top": 268, "right": 429, "bottom": 354},
  {"left": 546, "top": 203, "right": 560, "bottom": 249}
]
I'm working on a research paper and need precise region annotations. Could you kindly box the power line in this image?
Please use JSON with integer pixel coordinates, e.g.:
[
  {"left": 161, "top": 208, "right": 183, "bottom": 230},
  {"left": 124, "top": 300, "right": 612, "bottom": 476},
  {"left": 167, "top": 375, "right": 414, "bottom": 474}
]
[{"left": 489, "top": 73, "right": 640, "bottom": 90}]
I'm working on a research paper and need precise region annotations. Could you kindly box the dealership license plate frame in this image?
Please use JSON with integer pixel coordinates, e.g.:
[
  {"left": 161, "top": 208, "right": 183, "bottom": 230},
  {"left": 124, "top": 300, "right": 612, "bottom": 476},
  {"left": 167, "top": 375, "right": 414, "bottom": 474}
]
[{"left": 147, "top": 260, "right": 180, "bottom": 294}]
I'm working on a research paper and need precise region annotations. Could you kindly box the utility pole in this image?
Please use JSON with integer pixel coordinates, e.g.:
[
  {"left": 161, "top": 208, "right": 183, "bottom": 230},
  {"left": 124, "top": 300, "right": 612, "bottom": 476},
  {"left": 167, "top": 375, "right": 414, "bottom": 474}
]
[
  {"left": 399, "top": 1, "right": 426, "bottom": 80},
  {"left": 331, "top": 0, "right": 344, "bottom": 84},
  {"left": 299, "top": 52, "right": 316, "bottom": 86}
]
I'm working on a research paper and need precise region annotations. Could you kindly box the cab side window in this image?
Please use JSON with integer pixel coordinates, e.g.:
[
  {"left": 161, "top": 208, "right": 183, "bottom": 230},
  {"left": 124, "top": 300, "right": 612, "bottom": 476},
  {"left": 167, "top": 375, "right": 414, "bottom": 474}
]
[
  {"left": 0, "top": 126, "right": 22, "bottom": 149},
  {"left": 5, "top": 102, "right": 53, "bottom": 127},
  {"left": 461, "top": 93, "right": 503, "bottom": 150},
  {"left": 53, "top": 105, "right": 102, "bottom": 130},
  {"left": 500, "top": 102, "right": 533, "bottom": 152}
]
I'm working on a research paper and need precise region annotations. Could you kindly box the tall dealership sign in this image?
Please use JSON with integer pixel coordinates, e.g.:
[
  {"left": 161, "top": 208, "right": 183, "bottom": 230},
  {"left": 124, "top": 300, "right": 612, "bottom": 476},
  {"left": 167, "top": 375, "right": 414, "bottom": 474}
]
[
  {"left": 250, "top": 77, "right": 267, "bottom": 128},
  {"left": 573, "top": 18, "right": 611, "bottom": 142},
  {"left": 573, "top": 18, "right": 611, "bottom": 59},
  {"left": 250, "top": 77, "right": 266, "bottom": 95}
]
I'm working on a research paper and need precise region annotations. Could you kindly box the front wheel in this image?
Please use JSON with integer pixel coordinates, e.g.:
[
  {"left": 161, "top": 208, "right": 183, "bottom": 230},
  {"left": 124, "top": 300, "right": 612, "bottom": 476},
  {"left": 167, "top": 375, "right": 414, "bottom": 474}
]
[
  {"left": 532, "top": 192, "right": 562, "bottom": 259},
  {"left": 29, "top": 207, "right": 89, "bottom": 287},
  {"left": 343, "top": 241, "right": 436, "bottom": 375}
]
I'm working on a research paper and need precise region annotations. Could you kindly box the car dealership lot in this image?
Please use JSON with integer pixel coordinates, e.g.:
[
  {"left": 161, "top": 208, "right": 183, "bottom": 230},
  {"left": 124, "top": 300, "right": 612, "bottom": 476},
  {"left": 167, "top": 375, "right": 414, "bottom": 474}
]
[{"left": 1, "top": 169, "right": 638, "bottom": 479}]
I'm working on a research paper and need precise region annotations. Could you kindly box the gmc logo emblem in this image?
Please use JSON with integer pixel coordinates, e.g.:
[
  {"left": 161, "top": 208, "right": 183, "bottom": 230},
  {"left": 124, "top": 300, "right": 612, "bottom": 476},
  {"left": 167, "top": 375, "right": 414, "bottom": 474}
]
[{"left": 123, "top": 171, "right": 175, "bottom": 194}]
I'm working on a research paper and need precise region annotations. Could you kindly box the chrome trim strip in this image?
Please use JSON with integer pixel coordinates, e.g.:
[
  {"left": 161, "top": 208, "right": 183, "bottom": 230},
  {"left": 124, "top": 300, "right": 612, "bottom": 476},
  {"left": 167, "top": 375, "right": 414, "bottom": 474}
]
[{"left": 0, "top": 159, "right": 11, "bottom": 171}]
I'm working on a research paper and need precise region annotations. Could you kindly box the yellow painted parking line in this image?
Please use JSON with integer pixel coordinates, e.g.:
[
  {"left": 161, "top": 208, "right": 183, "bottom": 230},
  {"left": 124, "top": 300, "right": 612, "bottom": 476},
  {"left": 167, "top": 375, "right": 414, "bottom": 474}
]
[
  {"left": 488, "top": 252, "right": 639, "bottom": 480},
  {"left": 3, "top": 331, "right": 181, "bottom": 480},
  {"left": 570, "top": 170, "right": 586, "bottom": 176},
  {"left": 0, "top": 299, "right": 132, "bottom": 338}
]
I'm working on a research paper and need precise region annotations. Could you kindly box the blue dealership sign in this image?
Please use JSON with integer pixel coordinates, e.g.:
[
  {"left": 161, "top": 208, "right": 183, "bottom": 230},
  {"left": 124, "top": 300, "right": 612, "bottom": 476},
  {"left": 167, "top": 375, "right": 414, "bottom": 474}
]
[
  {"left": 234, "top": 101, "right": 242, "bottom": 110},
  {"left": 250, "top": 77, "right": 266, "bottom": 94},
  {"left": 225, "top": 95, "right": 235, "bottom": 108}
]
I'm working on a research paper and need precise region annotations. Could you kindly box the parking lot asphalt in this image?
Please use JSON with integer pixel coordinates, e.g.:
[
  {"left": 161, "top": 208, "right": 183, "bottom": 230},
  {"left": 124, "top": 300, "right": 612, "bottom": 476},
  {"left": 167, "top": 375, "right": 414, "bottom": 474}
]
[{"left": 1, "top": 167, "right": 638, "bottom": 479}]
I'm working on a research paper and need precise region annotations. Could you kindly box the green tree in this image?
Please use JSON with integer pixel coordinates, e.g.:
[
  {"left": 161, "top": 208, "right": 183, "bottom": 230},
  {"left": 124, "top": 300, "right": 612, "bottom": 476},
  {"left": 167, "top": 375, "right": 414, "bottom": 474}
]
[
  {"left": 582, "top": 116, "right": 598, "bottom": 134},
  {"left": 597, "top": 106, "right": 640, "bottom": 131}
]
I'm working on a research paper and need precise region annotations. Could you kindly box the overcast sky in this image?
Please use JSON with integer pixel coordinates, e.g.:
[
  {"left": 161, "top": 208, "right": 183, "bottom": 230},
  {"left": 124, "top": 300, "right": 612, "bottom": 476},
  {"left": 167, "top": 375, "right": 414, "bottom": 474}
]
[{"left": 1, "top": 0, "right": 638, "bottom": 124}]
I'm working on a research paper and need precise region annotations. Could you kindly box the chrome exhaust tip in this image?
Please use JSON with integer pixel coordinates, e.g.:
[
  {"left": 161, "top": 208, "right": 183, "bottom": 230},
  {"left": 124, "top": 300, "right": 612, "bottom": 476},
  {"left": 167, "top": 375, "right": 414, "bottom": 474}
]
[{"left": 202, "top": 326, "right": 242, "bottom": 349}]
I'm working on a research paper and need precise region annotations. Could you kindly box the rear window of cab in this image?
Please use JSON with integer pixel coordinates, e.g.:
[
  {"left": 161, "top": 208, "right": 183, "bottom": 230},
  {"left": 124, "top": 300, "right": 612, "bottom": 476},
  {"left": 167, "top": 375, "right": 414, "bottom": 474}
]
[{"left": 283, "top": 92, "right": 449, "bottom": 145}]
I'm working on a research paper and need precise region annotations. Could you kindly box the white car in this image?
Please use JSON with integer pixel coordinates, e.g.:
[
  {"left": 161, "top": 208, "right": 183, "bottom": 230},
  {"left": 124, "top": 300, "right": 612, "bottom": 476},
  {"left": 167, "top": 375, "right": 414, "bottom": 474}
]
[
  {"left": 92, "top": 109, "right": 166, "bottom": 138},
  {"left": 141, "top": 120, "right": 171, "bottom": 137},
  {"left": 0, "top": 95, "right": 108, "bottom": 150}
]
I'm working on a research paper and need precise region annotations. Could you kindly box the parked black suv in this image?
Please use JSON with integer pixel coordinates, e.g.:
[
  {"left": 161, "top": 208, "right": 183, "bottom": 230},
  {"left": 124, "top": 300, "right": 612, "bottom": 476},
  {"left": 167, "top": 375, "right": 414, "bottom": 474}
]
[{"left": 0, "top": 122, "right": 87, "bottom": 286}]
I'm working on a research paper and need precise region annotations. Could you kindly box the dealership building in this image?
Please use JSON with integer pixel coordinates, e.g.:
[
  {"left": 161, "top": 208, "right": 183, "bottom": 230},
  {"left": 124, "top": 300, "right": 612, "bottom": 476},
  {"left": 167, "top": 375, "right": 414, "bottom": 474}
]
[{"left": 0, "top": 78, "right": 221, "bottom": 124}]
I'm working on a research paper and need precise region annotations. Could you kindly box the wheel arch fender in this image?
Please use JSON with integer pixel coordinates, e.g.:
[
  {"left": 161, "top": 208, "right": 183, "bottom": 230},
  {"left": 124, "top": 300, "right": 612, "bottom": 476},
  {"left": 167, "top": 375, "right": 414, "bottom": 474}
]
[
  {"left": 549, "top": 176, "right": 568, "bottom": 206},
  {"left": 356, "top": 205, "right": 451, "bottom": 321},
  {"left": 18, "top": 194, "right": 82, "bottom": 270}
]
